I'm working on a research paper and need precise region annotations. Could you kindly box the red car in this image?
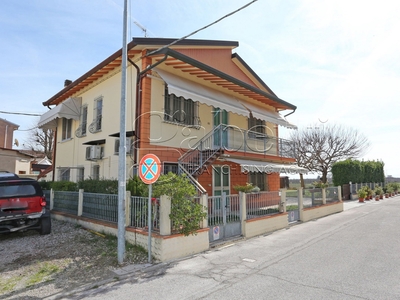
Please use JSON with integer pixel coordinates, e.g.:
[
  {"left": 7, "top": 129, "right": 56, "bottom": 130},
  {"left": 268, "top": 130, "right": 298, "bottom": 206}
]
[{"left": 0, "top": 172, "right": 51, "bottom": 235}]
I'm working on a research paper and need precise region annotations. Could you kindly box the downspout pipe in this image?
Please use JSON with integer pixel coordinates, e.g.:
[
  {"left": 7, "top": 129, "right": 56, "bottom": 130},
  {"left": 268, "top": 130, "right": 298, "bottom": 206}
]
[
  {"left": 284, "top": 108, "right": 296, "bottom": 118},
  {"left": 127, "top": 54, "right": 168, "bottom": 173}
]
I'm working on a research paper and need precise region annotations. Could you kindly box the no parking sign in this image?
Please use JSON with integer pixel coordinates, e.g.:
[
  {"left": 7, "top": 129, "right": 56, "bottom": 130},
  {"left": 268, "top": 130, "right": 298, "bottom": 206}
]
[{"left": 139, "top": 154, "right": 161, "bottom": 184}]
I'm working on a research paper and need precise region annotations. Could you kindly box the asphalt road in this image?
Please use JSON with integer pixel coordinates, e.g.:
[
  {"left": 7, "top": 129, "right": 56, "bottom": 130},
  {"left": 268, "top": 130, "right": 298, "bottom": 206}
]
[{"left": 58, "top": 197, "right": 400, "bottom": 300}]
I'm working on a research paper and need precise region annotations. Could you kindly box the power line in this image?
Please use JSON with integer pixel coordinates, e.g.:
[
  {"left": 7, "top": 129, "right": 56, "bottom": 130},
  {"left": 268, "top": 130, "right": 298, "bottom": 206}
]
[
  {"left": 0, "top": 110, "right": 42, "bottom": 116},
  {"left": 145, "top": 0, "right": 258, "bottom": 58}
]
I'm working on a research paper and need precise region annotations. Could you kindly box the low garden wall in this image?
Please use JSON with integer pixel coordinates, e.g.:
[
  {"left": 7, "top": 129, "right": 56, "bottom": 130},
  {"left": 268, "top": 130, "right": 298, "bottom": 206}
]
[
  {"left": 244, "top": 212, "right": 288, "bottom": 238},
  {"left": 52, "top": 211, "right": 209, "bottom": 262},
  {"left": 301, "top": 201, "right": 343, "bottom": 222}
]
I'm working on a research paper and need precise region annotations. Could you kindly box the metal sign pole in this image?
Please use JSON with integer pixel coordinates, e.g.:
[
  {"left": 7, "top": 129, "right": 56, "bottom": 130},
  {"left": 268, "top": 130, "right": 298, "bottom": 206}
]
[{"left": 148, "top": 183, "right": 152, "bottom": 263}]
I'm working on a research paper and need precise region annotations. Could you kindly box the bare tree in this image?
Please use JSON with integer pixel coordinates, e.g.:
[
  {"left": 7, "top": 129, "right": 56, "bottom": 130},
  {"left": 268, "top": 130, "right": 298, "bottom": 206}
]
[
  {"left": 290, "top": 124, "right": 369, "bottom": 184},
  {"left": 25, "top": 127, "right": 54, "bottom": 160}
]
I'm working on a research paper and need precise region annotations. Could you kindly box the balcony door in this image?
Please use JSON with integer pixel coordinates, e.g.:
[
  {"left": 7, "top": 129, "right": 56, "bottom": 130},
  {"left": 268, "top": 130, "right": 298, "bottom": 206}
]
[{"left": 213, "top": 107, "right": 228, "bottom": 148}]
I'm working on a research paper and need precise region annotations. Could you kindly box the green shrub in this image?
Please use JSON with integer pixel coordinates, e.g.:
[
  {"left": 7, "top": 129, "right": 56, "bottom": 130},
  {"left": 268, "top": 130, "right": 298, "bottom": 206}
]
[
  {"left": 127, "top": 176, "right": 147, "bottom": 196},
  {"left": 77, "top": 178, "right": 118, "bottom": 194},
  {"left": 152, "top": 173, "right": 207, "bottom": 236}
]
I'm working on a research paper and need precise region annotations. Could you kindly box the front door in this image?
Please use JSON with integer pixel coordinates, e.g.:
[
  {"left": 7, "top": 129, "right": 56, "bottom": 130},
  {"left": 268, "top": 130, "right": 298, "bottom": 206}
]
[{"left": 213, "top": 165, "right": 230, "bottom": 197}]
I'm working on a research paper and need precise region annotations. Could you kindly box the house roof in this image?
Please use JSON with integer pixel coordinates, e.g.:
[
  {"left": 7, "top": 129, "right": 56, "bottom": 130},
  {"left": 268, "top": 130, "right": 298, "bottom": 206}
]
[
  {"left": 42, "top": 37, "right": 296, "bottom": 111},
  {"left": 0, "top": 118, "right": 19, "bottom": 129}
]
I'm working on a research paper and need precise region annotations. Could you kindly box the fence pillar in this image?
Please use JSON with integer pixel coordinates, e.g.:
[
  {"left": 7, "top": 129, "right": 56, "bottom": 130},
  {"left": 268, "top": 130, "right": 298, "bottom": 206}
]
[
  {"left": 337, "top": 186, "right": 342, "bottom": 201},
  {"left": 125, "top": 191, "right": 131, "bottom": 227},
  {"left": 77, "top": 189, "right": 84, "bottom": 216},
  {"left": 159, "top": 194, "right": 171, "bottom": 236},
  {"left": 298, "top": 187, "right": 304, "bottom": 221},
  {"left": 322, "top": 188, "right": 326, "bottom": 205},
  {"left": 50, "top": 188, "right": 54, "bottom": 210},
  {"left": 279, "top": 189, "right": 286, "bottom": 213},
  {"left": 200, "top": 193, "right": 208, "bottom": 228},
  {"left": 239, "top": 192, "right": 246, "bottom": 236}
]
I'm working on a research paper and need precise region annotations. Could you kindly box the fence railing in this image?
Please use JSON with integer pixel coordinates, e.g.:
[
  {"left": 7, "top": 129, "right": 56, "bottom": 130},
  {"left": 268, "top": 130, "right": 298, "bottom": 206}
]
[
  {"left": 130, "top": 196, "right": 159, "bottom": 230},
  {"left": 82, "top": 193, "right": 118, "bottom": 223},
  {"left": 47, "top": 186, "right": 342, "bottom": 234},
  {"left": 49, "top": 190, "right": 160, "bottom": 231},
  {"left": 246, "top": 191, "right": 280, "bottom": 219},
  {"left": 208, "top": 194, "right": 241, "bottom": 226},
  {"left": 53, "top": 191, "right": 79, "bottom": 215}
]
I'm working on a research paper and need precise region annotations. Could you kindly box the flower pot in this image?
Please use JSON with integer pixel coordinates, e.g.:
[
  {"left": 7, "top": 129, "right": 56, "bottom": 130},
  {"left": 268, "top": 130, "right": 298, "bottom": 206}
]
[
  {"left": 359, "top": 197, "right": 365, "bottom": 203},
  {"left": 375, "top": 196, "right": 380, "bottom": 201},
  {"left": 380, "top": 194, "right": 383, "bottom": 199}
]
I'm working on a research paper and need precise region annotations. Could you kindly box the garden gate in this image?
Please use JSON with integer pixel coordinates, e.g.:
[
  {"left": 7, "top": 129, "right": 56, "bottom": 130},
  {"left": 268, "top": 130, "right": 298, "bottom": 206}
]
[{"left": 208, "top": 193, "right": 242, "bottom": 243}]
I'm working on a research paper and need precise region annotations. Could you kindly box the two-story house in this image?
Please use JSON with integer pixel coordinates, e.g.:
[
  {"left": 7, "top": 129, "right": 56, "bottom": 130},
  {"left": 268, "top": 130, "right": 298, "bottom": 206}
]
[{"left": 38, "top": 37, "right": 306, "bottom": 195}]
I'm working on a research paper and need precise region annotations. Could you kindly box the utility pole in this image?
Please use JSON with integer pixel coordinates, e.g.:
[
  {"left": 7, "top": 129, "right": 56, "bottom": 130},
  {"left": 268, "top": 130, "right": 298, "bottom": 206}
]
[{"left": 117, "top": 0, "right": 128, "bottom": 264}]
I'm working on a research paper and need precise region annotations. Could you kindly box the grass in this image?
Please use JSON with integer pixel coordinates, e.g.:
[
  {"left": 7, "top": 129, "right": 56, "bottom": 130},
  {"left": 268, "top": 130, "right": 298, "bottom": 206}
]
[
  {"left": 26, "top": 262, "right": 61, "bottom": 287},
  {"left": 0, "top": 276, "right": 22, "bottom": 293}
]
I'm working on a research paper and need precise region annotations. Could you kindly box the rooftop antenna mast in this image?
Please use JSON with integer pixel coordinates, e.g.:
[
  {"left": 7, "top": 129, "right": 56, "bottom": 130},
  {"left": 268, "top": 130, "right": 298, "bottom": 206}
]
[{"left": 134, "top": 21, "right": 147, "bottom": 37}]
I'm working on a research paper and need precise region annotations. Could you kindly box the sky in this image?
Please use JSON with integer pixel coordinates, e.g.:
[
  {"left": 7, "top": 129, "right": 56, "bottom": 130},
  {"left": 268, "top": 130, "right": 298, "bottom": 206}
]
[{"left": 1, "top": 0, "right": 399, "bottom": 178}]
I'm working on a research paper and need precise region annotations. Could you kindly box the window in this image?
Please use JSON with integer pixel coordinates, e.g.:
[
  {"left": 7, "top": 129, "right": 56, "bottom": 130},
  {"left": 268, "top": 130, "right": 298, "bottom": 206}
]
[
  {"left": 163, "top": 163, "right": 178, "bottom": 175},
  {"left": 62, "top": 118, "right": 72, "bottom": 140},
  {"left": 164, "top": 86, "right": 199, "bottom": 127},
  {"left": 92, "top": 97, "right": 103, "bottom": 132},
  {"left": 77, "top": 167, "right": 84, "bottom": 182},
  {"left": 248, "top": 116, "right": 265, "bottom": 139},
  {"left": 92, "top": 165, "right": 100, "bottom": 180},
  {"left": 80, "top": 105, "right": 88, "bottom": 136},
  {"left": 59, "top": 168, "right": 70, "bottom": 181},
  {"left": 248, "top": 172, "right": 267, "bottom": 191}
]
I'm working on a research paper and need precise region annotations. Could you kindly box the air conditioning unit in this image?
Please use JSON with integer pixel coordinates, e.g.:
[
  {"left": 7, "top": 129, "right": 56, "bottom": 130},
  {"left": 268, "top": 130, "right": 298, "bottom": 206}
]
[
  {"left": 86, "top": 145, "right": 103, "bottom": 160},
  {"left": 114, "top": 138, "right": 132, "bottom": 155}
]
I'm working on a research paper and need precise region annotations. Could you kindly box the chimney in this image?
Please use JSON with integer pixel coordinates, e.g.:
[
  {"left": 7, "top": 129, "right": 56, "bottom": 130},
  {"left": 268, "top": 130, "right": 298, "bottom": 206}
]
[{"left": 64, "top": 79, "right": 72, "bottom": 87}]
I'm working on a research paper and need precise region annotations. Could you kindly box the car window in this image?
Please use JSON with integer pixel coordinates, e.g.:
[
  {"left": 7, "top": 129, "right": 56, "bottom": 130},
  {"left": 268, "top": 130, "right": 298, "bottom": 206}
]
[{"left": 0, "top": 184, "right": 37, "bottom": 198}]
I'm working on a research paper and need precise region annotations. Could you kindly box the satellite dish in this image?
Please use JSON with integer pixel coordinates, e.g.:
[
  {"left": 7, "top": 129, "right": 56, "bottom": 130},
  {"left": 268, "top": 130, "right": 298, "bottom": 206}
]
[{"left": 14, "top": 139, "right": 19, "bottom": 147}]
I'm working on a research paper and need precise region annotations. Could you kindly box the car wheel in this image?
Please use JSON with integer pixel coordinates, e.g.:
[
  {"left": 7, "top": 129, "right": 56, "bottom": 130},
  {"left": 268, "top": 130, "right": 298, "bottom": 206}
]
[{"left": 39, "top": 217, "right": 52, "bottom": 235}]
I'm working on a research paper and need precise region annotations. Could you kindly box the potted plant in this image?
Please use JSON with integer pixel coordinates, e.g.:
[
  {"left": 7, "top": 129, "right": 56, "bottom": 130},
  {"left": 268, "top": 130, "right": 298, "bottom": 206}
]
[
  {"left": 233, "top": 183, "right": 255, "bottom": 193},
  {"left": 374, "top": 186, "right": 383, "bottom": 201},
  {"left": 357, "top": 188, "right": 367, "bottom": 203},
  {"left": 363, "top": 186, "right": 372, "bottom": 200},
  {"left": 386, "top": 186, "right": 393, "bottom": 198}
]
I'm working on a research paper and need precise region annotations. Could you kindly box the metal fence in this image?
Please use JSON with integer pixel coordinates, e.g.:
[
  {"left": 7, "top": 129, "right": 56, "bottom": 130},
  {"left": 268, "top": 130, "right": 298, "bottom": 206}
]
[
  {"left": 326, "top": 187, "right": 339, "bottom": 203},
  {"left": 52, "top": 191, "right": 79, "bottom": 215},
  {"left": 246, "top": 191, "right": 280, "bottom": 219},
  {"left": 130, "top": 196, "right": 159, "bottom": 230},
  {"left": 82, "top": 193, "right": 118, "bottom": 223},
  {"left": 48, "top": 190, "right": 159, "bottom": 231},
  {"left": 208, "top": 194, "right": 240, "bottom": 226},
  {"left": 303, "top": 188, "right": 323, "bottom": 208},
  {"left": 350, "top": 183, "right": 384, "bottom": 194}
]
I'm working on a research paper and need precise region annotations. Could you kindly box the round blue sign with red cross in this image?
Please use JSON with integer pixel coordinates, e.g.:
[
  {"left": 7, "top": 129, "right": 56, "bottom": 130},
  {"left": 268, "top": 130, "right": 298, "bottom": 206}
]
[{"left": 139, "top": 154, "right": 161, "bottom": 184}]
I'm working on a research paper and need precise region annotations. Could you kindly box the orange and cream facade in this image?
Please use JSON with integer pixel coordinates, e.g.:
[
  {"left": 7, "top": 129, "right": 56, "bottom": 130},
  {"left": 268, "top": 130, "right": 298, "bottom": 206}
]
[{"left": 39, "top": 37, "right": 306, "bottom": 195}]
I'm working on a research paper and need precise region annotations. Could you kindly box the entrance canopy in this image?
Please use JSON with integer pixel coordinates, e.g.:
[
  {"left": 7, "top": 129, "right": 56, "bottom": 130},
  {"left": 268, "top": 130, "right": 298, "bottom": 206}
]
[
  {"left": 225, "top": 158, "right": 308, "bottom": 175},
  {"left": 38, "top": 97, "right": 82, "bottom": 129}
]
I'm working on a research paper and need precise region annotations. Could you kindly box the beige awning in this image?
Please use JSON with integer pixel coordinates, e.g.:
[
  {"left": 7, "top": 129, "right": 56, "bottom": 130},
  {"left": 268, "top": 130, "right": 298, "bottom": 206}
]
[
  {"left": 225, "top": 158, "right": 308, "bottom": 174},
  {"left": 155, "top": 68, "right": 295, "bottom": 129},
  {"left": 38, "top": 97, "right": 82, "bottom": 129}
]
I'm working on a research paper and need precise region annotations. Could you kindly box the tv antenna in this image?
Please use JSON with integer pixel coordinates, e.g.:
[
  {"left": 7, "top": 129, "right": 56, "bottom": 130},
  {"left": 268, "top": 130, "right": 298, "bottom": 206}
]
[{"left": 134, "top": 21, "right": 147, "bottom": 37}]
